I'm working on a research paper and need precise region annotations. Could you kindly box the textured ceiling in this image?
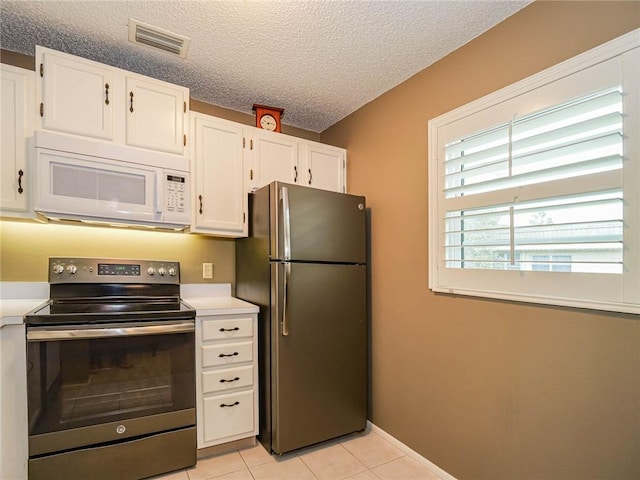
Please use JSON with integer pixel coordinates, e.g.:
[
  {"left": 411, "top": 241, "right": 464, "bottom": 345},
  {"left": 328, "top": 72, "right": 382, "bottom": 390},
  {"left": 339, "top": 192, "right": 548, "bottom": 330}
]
[{"left": 1, "top": 1, "right": 531, "bottom": 133}]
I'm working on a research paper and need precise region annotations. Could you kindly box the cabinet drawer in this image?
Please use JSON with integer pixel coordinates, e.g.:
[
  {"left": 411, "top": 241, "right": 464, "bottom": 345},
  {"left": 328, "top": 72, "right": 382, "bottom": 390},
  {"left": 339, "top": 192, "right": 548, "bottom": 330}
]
[
  {"left": 202, "top": 341, "right": 253, "bottom": 368},
  {"left": 202, "top": 317, "right": 254, "bottom": 341},
  {"left": 202, "top": 390, "right": 255, "bottom": 443},
  {"left": 202, "top": 365, "right": 254, "bottom": 395}
]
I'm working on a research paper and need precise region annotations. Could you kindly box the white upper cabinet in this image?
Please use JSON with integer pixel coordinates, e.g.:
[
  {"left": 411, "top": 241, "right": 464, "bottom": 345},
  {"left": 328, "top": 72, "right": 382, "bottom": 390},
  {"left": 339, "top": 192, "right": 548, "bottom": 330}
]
[
  {"left": 299, "top": 140, "right": 346, "bottom": 193},
  {"left": 190, "top": 113, "right": 248, "bottom": 237},
  {"left": 38, "top": 48, "right": 114, "bottom": 140},
  {"left": 248, "top": 128, "right": 346, "bottom": 193},
  {"left": 250, "top": 128, "right": 299, "bottom": 189},
  {"left": 1, "top": 64, "right": 35, "bottom": 215},
  {"left": 36, "top": 46, "right": 189, "bottom": 157},
  {"left": 125, "top": 75, "right": 187, "bottom": 155}
]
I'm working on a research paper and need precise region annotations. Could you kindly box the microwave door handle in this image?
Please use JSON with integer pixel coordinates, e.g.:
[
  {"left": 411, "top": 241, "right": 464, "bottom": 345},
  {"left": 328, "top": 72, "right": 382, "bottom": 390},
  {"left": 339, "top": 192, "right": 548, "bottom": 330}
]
[{"left": 156, "top": 172, "right": 163, "bottom": 213}]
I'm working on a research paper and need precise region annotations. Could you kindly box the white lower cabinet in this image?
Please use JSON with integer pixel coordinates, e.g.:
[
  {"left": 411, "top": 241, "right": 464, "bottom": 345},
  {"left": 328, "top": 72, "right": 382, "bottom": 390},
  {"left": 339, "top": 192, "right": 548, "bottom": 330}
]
[
  {"left": 203, "top": 390, "right": 255, "bottom": 442},
  {"left": 196, "top": 314, "right": 258, "bottom": 448},
  {"left": 0, "top": 323, "right": 28, "bottom": 480}
]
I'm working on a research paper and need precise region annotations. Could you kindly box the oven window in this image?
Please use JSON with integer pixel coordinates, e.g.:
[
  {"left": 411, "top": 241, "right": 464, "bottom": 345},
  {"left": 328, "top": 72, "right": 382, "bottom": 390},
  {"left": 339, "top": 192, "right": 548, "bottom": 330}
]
[{"left": 27, "top": 331, "right": 194, "bottom": 435}]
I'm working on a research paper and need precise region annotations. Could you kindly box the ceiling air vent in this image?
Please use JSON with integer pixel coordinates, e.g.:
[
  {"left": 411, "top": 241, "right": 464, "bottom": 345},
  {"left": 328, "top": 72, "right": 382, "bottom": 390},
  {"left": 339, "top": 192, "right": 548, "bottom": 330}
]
[{"left": 128, "top": 18, "right": 191, "bottom": 58}]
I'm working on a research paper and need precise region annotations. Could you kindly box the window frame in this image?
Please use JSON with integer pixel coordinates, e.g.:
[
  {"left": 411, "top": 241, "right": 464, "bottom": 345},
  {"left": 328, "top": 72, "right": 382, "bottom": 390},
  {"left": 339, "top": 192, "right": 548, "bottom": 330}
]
[{"left": 428, "top": 29, "right": 640, "bottom": 315}]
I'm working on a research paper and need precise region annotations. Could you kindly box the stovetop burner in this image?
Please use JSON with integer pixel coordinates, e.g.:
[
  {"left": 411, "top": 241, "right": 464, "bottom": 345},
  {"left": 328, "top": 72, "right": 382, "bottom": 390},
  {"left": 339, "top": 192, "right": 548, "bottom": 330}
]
[
  {"left": 25, "top": 257, "right": 195, "bottom": 326},
  {"left": 50, "top": 298, "right": 183, "bottom": 314},
  {"left": 26, "top": 298, "right": 195, "bottom": 325}
]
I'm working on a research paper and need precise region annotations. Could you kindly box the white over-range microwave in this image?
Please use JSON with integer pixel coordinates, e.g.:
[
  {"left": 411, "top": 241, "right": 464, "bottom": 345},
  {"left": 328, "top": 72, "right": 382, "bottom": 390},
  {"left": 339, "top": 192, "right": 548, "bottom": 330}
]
[{"left": 33, "top": 131, "right": 190, "bottom": 229}]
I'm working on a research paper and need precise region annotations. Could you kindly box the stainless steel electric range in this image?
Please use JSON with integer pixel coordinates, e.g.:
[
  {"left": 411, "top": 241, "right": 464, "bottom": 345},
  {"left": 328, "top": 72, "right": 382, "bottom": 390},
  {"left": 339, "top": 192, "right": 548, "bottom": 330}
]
[{"left": 25, "top": 257, "right": 196, "bottom": 480}]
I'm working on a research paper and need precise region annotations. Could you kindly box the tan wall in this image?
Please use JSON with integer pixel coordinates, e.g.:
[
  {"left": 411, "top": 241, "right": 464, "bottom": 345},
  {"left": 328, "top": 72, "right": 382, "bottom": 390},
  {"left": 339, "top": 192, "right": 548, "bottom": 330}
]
[
  {"left": 0, "top": 220, "right": 235, "bottom": 284},
  {"left": 321, "top": 2, "right": 640, "bottom": 479}
]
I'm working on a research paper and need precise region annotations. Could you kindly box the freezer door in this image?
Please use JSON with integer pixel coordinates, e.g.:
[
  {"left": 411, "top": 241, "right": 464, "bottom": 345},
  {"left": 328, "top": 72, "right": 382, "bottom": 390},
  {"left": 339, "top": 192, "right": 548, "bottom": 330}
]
[
  {"left": 271, "top": 262, "right": 367, "bottom": 454},
  {"left": 270, "top": 182, "right": 366, "bottom": 264}
]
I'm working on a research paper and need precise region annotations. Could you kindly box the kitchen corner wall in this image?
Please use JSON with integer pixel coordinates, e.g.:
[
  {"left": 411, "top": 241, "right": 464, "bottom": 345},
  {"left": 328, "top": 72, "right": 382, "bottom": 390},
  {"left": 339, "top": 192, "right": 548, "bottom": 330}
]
[{"left": 321, "top": 2, "right": 640, "bottom": 479}]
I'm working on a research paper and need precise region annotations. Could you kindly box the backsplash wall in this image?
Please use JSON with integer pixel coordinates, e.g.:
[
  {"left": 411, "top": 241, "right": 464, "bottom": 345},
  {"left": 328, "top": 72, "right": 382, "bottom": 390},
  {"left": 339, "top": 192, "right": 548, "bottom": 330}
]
[{"left": 0, "top": 220, "right": 235, "bottom": 285}]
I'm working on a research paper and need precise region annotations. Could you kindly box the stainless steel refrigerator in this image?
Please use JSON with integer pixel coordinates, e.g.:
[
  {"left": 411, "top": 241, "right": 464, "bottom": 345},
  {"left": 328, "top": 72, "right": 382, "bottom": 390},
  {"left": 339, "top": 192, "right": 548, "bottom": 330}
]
[{"left": 236, "top": 181, "right": 367, "bottom": 455}]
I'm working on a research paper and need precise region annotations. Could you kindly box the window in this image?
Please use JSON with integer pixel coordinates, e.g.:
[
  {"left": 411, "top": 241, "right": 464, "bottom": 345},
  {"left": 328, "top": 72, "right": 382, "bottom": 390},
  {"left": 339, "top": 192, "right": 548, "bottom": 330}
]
[{"left": 428, "top": 29, "right": 639, "bottom": 315}]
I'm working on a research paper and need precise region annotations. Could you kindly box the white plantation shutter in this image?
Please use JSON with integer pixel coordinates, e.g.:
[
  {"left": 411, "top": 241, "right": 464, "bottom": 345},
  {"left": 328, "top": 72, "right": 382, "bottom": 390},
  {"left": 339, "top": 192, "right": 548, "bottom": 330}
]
[
  {"left": 428, "top": 30, "right": 640, "bottom": 314},
  {"left": 443, "top": 88, "right": 624, "bottom": 273}
]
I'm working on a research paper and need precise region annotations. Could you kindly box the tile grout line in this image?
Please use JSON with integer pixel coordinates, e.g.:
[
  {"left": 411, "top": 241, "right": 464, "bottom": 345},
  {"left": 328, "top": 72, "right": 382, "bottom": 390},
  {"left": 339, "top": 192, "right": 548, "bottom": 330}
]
[
  {"left": 367, "top": 422, "right": 457, "bottom": 480},
  {"left": 237, "top": 446, "right": 258, "bottom": 480}
]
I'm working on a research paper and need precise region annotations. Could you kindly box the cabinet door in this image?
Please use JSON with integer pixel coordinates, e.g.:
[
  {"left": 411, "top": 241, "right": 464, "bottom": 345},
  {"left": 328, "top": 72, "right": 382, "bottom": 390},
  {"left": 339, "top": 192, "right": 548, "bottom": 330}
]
[
  {"left": 125, "top": 75, "right": 187, "bottom": 155},
  {"left": 39, "top": 48, "right": 114, "bottom": 140},
  {"left": 202, "top": 390, "right": 255, "bottom": 443},
  {"left": 251, "top": 129, "right": 299, "bottom": 190},
  {"left": 0, "top": 323, "right": 28, "bottom": 480},
  {"left": 191, "top": 114, "right": 247, "bottom": 237},
  {"left": 300, "top": 141, "right": 346, "bottom": 193},
  {"left": 1, "top": 64, "right": 33, "bottom": 213}
]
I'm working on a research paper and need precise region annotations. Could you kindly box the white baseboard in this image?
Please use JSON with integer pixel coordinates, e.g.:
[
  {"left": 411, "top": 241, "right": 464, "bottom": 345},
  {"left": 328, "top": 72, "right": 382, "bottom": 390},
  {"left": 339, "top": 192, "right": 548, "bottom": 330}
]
[{"left": 367, "top": 421, "right": 457, "bottom": 480}]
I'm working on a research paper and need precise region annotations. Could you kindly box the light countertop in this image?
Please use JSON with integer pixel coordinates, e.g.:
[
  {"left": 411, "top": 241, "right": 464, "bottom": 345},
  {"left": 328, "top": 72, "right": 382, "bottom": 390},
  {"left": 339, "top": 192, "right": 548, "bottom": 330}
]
[
  {"left": 0, "top": 282, "right": 48, "bottom": 328},
  {"left": 1, "top": 282, "right": 258, "bottom": 328},
  {"left": 181, "top": 283, "right": 259, "bottom": 316}
]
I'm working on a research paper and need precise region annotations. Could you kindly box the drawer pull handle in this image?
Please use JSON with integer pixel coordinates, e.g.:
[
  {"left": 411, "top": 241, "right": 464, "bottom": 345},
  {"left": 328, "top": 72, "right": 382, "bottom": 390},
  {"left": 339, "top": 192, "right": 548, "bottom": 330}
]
[
  {"left": 220, "top": 401, "right": 240, "bottom": 408},
  {"left": 220, "top": 377, "right": 240, "bottom": 383},
  {"left": 18, "top": 169, "right": 24, "bottom": 194},
  {"left": 218, "top": 352, "right": 239, "bottom": 358},
  {"left": 219, "top": 327, "right": 240, "bottom": 332}
]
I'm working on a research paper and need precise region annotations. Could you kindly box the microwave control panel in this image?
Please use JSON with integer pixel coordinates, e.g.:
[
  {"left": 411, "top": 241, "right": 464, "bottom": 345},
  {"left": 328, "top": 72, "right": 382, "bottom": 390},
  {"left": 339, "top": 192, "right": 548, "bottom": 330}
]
[{"left": 165, "top": 174, "right": 187, "bottom": 214}]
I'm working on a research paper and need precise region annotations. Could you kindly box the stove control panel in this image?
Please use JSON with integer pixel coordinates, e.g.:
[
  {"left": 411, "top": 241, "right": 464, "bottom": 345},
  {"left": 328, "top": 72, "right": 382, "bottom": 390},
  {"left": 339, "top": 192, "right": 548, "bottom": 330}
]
[{"left": 49, "top": 258, "right": 180, "bottom": 284}]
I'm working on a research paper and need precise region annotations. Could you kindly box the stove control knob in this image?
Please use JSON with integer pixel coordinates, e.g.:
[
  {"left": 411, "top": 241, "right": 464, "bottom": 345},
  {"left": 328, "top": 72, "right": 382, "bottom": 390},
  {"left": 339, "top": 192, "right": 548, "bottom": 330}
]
[
  {"left": 147, "top": 267, "right": 156, "bottom": 276},
  {"left": 53, "top": 264, "right": 64, "bottom": 275},
  {"left": 66, "top": 265, "right": 77, "bottom": 275},
  {"left": 158, "top": 267, "right": 167, "bottom": 276},
  {"left": 168, "top": 267, "right": 177, "bottom": 276}
]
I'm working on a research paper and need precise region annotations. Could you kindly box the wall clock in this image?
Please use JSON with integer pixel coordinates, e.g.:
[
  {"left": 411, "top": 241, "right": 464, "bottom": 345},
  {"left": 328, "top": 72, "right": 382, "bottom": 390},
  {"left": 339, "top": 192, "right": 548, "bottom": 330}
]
[{"left": 252, "top": 104, "right": 284, "bottom": 133}]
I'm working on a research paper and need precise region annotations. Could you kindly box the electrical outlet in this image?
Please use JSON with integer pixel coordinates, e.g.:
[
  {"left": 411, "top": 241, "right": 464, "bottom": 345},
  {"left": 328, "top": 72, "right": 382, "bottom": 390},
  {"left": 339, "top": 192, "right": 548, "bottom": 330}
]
[{"left": 202, "top": 263, "right": 213, "bottom": 279}]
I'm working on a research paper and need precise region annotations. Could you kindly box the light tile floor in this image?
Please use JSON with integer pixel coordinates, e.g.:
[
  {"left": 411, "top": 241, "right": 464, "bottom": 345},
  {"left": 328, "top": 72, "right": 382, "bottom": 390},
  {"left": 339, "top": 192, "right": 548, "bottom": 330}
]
[{"left": 152, "top": 430, "right": 444, "bottom": 480}]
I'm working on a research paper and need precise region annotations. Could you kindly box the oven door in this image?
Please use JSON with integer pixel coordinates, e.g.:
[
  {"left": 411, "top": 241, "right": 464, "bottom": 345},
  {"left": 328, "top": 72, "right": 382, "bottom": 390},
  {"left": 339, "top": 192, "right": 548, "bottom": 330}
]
[{"left": 26, "top": 320, "right": 195, "bottom": 457}]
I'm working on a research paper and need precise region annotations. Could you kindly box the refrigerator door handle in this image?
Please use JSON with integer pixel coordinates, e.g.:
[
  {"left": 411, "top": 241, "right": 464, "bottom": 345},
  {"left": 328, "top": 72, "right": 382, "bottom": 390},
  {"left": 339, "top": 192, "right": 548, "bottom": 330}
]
[
  {"left": 282, "top": 262, "right": 291, "bottom": 336},
  {"left": 281, "top": 186, "right": 292, "bottom": 260}
]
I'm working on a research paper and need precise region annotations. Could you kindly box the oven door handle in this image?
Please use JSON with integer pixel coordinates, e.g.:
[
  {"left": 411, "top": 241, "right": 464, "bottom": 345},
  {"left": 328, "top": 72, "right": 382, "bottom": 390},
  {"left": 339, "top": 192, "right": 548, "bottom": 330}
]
[{"left": 27, "top": 321, "right": 194, "bottom": 341}]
